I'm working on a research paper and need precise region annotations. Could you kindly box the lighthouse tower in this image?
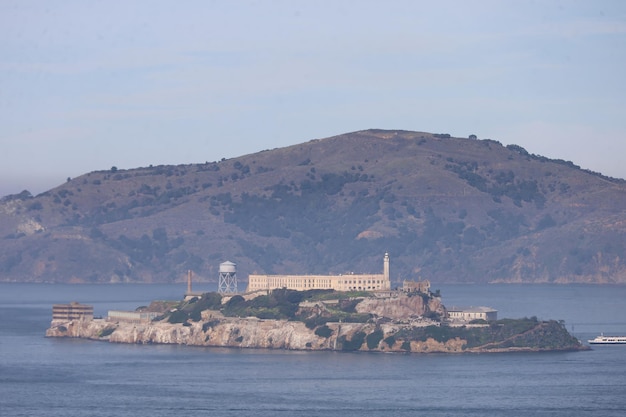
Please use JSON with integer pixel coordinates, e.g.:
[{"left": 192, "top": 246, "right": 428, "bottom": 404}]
[{"left": 383, "top": 252, "right": 390, "bottom": 290}]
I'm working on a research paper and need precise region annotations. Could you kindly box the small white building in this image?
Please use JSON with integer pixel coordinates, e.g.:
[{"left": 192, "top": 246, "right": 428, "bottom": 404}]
[{"left": 447, "top": 306, "right": 497, "bottom": 322}]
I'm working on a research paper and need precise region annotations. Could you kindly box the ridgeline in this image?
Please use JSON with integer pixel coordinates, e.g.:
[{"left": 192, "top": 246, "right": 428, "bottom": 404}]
[{"left": 3, "top": 129, "right": 626, "bottom": 284}]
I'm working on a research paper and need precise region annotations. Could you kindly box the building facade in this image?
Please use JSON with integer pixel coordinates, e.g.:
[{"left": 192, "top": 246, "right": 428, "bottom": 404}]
[
  {"left": 246, "top": 253, "right": 391, "bottom": 293},
  {"left": 52, "top": 302, "right": 94, "bottom": 321},
  {"left": 107, "top": 310, "right": 160, "bottom": 323},
  {"left": 447, "top": 306, "right": 498, "bottom": 322},
  {"left": 402, "top": 279, "right": 431, "bottom": 293}
]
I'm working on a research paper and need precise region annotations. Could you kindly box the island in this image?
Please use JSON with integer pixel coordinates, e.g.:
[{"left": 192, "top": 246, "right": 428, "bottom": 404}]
[{"left": 46, "top": 287, "right": 587, "bottom": 353}]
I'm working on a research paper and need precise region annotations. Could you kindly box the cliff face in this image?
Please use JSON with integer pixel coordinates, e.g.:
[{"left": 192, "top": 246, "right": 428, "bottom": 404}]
[
  {"left": 46, "top": 315, "right": 586, "bottom": 354},
  {"left": 46, "top": 292, "right": 587, "bottom": 353},
  {"left": 355, "top": 294, "right": 444, "bottom": 320},
  {"left": 47, "top": 317, "right": 463, "bottom": 352}
]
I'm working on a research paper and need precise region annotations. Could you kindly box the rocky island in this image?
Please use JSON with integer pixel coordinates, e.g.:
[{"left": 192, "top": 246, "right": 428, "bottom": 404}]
[{"left": 46, "top": 288, "right": 587, "bottom": 353}]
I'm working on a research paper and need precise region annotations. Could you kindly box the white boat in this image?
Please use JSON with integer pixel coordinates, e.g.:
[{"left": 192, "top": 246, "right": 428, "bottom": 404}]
[{"left": 588, "top": 334, "right": 626, "bottom": 344}]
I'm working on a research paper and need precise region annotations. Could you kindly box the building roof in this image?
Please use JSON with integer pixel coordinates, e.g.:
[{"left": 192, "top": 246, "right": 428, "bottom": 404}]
[{"left": 447, "top": 306, "right": 497, "bottom": 313}]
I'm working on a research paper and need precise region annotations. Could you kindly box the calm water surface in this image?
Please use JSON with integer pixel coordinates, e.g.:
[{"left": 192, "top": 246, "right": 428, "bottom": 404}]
[{"left": 1, "top": 283, "right": 625, "bottom": 417}]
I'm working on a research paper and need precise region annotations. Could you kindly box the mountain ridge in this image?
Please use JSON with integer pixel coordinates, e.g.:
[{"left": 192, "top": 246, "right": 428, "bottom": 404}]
[{"left": 2, "top": 129, "right": 625, "bottom": 284}]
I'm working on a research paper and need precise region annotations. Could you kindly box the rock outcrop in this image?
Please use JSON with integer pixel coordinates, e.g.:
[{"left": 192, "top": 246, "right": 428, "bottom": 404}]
[
  {"left": 355, "top": 294, "right": 444, "bottom": 320},
  {"left": 46, "top": 315, "right": 587, "bottom": 354},
  {"left": 46, "top": 292, "right": 587, "bottom": 353}
]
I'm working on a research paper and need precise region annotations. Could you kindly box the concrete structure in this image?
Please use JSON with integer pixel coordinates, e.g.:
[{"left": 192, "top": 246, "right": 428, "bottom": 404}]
[
  {"left": 218, "top": 261, "right": 238, "bottom": 294},
  {"left": 447, "top": 306, "right": 498, "bottom": 322},
  {"left": 246, "top": 253, "right": 391, "bottom": 293},
  {"left": 107, "top": 310, "right": 160, "bottom": 323},
  {"left": 52, "top": 302, "right": 93, "bottom": 321},
  {"left": 185, "top": 270, "right": 203, "bottom": 299},
  {"left": 402, "top": 279, "right": 430, "bottom": 293}
]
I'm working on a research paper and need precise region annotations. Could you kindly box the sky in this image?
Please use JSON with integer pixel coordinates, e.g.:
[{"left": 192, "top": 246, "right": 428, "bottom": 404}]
[{"left": 1, "top": 0, "right": 625, "bottom": 197}]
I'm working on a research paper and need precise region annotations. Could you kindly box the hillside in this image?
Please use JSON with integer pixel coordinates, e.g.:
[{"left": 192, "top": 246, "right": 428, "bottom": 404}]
[{"left": 2, "top": 129, "right": 626, "bottom": 284}]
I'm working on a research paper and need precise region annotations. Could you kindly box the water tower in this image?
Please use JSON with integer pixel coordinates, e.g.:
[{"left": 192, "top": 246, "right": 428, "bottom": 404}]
[{"left": 218, "top": 261, "right": 237, "bottom": 294}]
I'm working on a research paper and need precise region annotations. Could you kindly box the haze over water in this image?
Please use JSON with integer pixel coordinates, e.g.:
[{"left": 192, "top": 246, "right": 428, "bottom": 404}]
[{"left": 1, "top": 283, "right": 625, "bottom": 417}]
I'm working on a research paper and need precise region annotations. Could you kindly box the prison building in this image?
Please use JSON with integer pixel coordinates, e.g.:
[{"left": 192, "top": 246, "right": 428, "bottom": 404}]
[
  {"left": 52, "top": 302, "right": 94, "bottom": 321},
  {"left": 246, "top": 253, "right": 391, "bottom": 293}
]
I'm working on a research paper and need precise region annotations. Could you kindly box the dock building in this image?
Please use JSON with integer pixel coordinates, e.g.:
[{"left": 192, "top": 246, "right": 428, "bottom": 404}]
[{"left": 246, "top": 253, "right": 391, "bottom": 293}]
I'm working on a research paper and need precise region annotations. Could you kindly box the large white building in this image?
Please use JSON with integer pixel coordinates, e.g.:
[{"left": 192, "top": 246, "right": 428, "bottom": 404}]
[
  {"left": 447, "top": 306, "right": 498, "bottom": 322},
  {"left": 246, "top": 253, "right": 391, "bottom": 293}
]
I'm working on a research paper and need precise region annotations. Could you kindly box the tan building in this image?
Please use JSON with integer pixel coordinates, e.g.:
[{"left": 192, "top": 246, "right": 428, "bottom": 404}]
[
  {"left": 246, "top": 253, "right": 391, "bottom": 293},
  {"left": 52, "top": 302, "right": 93, "bottom": 321},
  {"left": 447, "top": 306, "right": 497, "bottom": 322},
  {"left": 402, "top": 279, "right": 430, "bottom": 293}
]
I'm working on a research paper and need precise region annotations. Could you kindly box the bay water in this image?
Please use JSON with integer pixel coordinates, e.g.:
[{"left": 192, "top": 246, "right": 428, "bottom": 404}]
[{"left": 1, "top": 283, "right": 625, "bottom": 416}]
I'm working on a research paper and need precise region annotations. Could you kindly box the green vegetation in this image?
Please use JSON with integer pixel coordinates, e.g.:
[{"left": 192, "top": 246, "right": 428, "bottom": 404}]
[
  {"left": 2, "top": 129, "right": 625, "bottom": 285},
  {"left": 444, "top": 159, "right": 546, "bottom": 209},
  {"left": 339, "top": 331, "right": 366, "bottom": 351},
  {"left": 383, "top": 335, "right": 396, "bottom": 348},
  {"left": 161, "top": 289, "right": 376, "bottom": 329},
  {"left": 98, "top": 327, "right": 116, "bottom": 337},
  {"left": 166, "top": 292, "right": 223, "bottom": 324},
  {"left": 390, "top": 317, "right": 581, "bottom": 351},
  {"left": 168, "top": 310, "right": 189, "bottom": 324},
  {"left": 314, "top": 325, "right": 333, "bottom": 338},
  {"left": 366, "top": 329, "right": 384, "bottom": 349}
]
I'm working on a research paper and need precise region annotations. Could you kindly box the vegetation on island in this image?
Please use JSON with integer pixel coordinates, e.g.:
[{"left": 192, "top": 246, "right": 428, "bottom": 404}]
[
  {"left": 153, "top": 289, "right": 584, "bottom": 353},
  {"left": 395, "top": 317, "right": 580, "bottom": 351},
  {"left": 164, "top": 289, "right": 375, "bottom": 326},
  {"left": 47, "top": 287, "right": 585, "bottom": 353}
]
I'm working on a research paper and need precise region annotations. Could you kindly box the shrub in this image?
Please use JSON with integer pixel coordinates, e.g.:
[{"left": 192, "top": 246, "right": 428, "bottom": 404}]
[
  {"left": 337, "top": 298, "right": 362, "bottom": 313},
  {"left": 168, "top": 310, "right": 189, "bottom": 324},
  {"left": 98, "top": 327, "right": 116, "bottom": 337},
  {"left": 366, "top": 329, "right": 384, "bottom": 349},
  {"left": 189, "top": 309, "right": 202, "bottom": 322},
  {"left": 202, "top": 320, "right": 220, "bottom": 332},
  {"left": 305, "top": 316, "right": 329, "bottom": 329},
  {"left": 222, "top": 295, "right": 246, "bottom": 317},
  {"left": 340, "top": 331, "right": 366, "bottom": 351},
  {"left": 27, "top": 202, "right": 43, "bottom": 211},
  {"left": 383, "top": 335, "right": 396, "bottom": 348},
  {"left": 315, "top": 325, "right": 333, "bottom": 338}
]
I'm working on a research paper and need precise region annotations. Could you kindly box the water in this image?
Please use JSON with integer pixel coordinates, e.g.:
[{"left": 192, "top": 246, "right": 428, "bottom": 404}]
[{"left": 1, "top": 283, "right": 625, "bottom": 416}]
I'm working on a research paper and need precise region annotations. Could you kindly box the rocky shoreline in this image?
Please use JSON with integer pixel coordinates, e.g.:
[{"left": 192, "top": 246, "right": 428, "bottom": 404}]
[{"left": 46, "top": 291, "right": 588, "bottom": 354}]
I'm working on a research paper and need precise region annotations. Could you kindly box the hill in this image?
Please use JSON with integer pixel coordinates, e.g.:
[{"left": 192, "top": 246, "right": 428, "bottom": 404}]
[{"left": 1, "top": 129, "right": 625, "bottom": 284}]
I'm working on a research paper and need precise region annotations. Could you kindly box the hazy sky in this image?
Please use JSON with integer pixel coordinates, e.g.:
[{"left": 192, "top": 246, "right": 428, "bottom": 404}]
[{"left": 1, "top": 0, "right": 625, "bottom": 197}]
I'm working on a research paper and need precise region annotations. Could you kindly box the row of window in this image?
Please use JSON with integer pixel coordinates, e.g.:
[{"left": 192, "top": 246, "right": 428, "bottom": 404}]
[{"left": 248, "top": 276, "right": 390, "bottom": 291}]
